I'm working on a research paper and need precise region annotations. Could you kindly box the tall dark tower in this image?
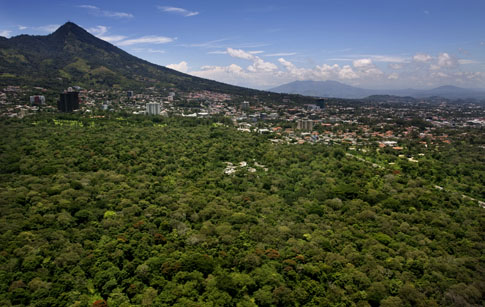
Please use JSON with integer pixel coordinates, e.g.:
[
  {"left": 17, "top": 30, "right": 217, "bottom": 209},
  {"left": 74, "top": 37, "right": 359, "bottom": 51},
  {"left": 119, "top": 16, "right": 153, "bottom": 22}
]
[
  {"left": 315, "top": 98, "right": 325, "bottom": 109},
  {"left": 58, "top": 92, "right": 80, "bottom": 112}
]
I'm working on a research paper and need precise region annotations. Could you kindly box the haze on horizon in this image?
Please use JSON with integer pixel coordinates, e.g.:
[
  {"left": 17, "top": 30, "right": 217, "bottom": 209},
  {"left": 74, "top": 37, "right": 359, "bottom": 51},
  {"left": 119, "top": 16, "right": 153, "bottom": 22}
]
[{"left": 1, "top": 0, "right": 484, "bottom": 90}]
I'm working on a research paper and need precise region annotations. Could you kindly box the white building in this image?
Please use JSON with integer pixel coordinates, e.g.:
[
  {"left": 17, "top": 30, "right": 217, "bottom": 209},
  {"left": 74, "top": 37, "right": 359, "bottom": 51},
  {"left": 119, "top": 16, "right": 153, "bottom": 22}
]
[
  {"left": 297, "top": 119, "right": 314, "bottom": 131},
  {"left": 146, "top": 102, "right": 161, "bottom": 115}
]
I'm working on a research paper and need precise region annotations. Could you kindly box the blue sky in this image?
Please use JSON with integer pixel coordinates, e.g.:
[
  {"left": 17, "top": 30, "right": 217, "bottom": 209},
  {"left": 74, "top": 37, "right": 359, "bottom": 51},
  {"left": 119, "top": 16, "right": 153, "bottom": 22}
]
[{"left": 1, "top": 0, "right": 484, "bottom": 89}]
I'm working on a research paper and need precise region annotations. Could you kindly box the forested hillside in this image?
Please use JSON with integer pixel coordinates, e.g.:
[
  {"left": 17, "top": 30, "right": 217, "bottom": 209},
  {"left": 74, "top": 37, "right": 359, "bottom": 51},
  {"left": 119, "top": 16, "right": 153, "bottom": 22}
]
[
  {"left": 0, "top": 22, "right": 256, "bottom": 95},
  {"left": 0, "top": 115, "right": 483, "bottom": 306}
]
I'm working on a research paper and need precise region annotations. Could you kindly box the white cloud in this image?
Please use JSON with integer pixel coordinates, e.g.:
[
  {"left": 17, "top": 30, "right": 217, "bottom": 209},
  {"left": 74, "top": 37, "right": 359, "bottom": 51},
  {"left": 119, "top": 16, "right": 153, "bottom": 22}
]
[
  {"left": 227, "top": 48, "right": 254, "bottom": 60},
  {"left": 88, "top": 25, "right": 108, "bottom": 36},
  {"left": 339, "top": 65, "right": 359, "bottom": 79},
  {"left": 87, "top": 26, "right": 174, "bottom": 46},
  {"left": 431, "top": 71, "right": 449, "bottom": 78},
  {"left": 191, "top": 64, "right": 255, "bottom": 87},
  {"left": 103, "top": 11, "right": 133, "bottom": 18},
  {"left": 181, "top": 38, "right": 229, "bottom": 48},
  {"left": 87, "top": 26, "right": 126, "bottom": 42},
  {"left": 328, "top": 54, "right": 408, "bottom": 63},
  {"left": 207, "top": 50, "right": 228, "bottom": 55},
  {"left": 227, "top": 48, "right": 277, "bottom": 72},
  {"left": 158, "top": 6, "right": 199, "bottom": 17},
  {"left": 351, "top": 58, "right": 383, "bottom": 77},
  {"left": 187, "top": 48, "right": 485, "bottom": 89},
  {"left": 278, "top": 58, "right": 296, "bottom": 70},
  {"left": 79, "top": 5, "right": 97, "bottom": 9},
  {"left": 389, "top": 63, "right": 403, "bottom": 70},
  {"left": 167, "top": 61, "right": 189, "bottom": 73},
  {"left": 248, "top": 58, "right": 278, "bottom": 72},
  {"left": 353, "top": 58, "right": 373, "bottom": 68},
  {"left": 0, "top": 30, "right": 11, "bottom": 37},
  {"left": 265, "top": 52, "right": 297, "bottom": 57},
  {"left": 132, "top": 48, "right": 166, "bottom": 54},
  {"left": 388, "top": 72, "right": 399, "bottom": 80},
  {"left": 437, "top": 52, "right": 457, "bottom": 68},
  {"left": 100, "top": 35, "right": 128, "bottom": 43},
  {"left": 78, "top": 5, "right": 133, "bottom": 18},
  {"left": 413, "top": 53, "right": 432, "bottom": 62},
  {"left": 458, "top": 59, "right": 479, "bottom": 65},
  {"left": 118, "top": 36, "right": 175, "bottom": 46},
  {"left": 368, "top": 55, "right": 408, "bottom": 63},
  {"left": 10, "top": 24, "right": 60, "bottom": 34},
  {"left": 35, "top": 24, "right": 61, "bottom": 33}
]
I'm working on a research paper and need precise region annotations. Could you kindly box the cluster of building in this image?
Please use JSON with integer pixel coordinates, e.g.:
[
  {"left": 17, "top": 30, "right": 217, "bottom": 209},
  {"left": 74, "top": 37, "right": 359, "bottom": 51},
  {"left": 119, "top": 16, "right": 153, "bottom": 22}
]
[{"left": 1, "top": 86, "right": 484, "bottom": 153}]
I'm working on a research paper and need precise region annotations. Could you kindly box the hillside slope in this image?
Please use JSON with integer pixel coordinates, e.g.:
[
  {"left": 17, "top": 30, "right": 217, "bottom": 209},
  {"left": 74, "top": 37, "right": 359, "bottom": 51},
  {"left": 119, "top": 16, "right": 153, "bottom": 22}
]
[{"left": 0, "top": 22, "right": 256, "bottom": 94}]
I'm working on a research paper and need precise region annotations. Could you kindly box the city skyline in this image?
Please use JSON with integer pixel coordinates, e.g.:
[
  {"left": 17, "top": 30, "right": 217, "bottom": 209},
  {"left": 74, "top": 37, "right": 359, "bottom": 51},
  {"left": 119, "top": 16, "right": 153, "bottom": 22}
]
[{"left": 1, "top": 0, "right": 484, "bottom": 90}]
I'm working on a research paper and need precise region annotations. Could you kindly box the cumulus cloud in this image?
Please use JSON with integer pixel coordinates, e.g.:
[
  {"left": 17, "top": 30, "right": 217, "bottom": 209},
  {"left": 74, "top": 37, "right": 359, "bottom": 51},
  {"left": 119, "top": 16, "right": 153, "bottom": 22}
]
[
  {"left": 158, "top": 6, "right": 199, "bottom": 17},
  {"left": 78, "top": 5, "right": 133, "bottom": 18},
  {"left": 352, "top": 58, "right": 383, "bottom": 77},
  {"left": 278, "top": 58, "right": 311, "bottom": 80},
  {"left": 187, "top": 48, "right": 484, "bottom": 89},
  {"left": 227, "top": 48, "right": 254, "bottom": 60},
  {"left": 339, "top": 65, "right": 359, "bottom": 79},
  {"left": 353, "top": 58, "right": 373, "bottom": 68},
  {"left": 227, "top": 48, "right": 277, "bottom": 72},
  {"left": 436, "top": 52, "right": 457, "bottom": 68},
  {"left": 167, "top": 61, "right": 189, "bottom": 73},
  {"left": 413, "top": 53, "right": 432, "bottom": 62},
  {"left": 248, "top": 59, "right": 278, "bottom": 72},
  {"left": 0, "top": 30, "right": 11, "bottom": 37},
  {"left": 118, "top": 36, "right": 175, "bottom": 46}
]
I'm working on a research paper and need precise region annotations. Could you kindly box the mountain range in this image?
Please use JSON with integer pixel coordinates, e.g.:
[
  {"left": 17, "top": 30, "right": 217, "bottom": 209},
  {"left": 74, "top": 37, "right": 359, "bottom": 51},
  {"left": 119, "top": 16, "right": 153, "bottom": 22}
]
[
  {"left": 0, "top": 22, "right": 263, "bottom": 96},
  {"left": 270, "top": 80, "right": 485, "bottom": 100}
]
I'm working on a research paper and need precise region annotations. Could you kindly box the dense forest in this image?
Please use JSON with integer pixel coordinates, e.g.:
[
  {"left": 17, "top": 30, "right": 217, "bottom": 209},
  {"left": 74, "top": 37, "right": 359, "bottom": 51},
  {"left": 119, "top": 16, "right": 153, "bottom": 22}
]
[{"left": 0, "top": 114, "right": 484, "bottom": 306}]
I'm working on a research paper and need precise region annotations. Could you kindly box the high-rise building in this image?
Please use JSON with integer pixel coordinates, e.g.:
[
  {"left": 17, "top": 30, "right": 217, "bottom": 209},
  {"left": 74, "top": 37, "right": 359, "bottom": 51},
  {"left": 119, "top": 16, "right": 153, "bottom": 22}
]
[
  {"left": 127, "top": 91, "right": 134, "bottom": 98},
  {"left": 297, "top": 119, "right": 314, "bottom": 131},
  {"left": 146, "top": 102, "right": 161, "bottom": 115},
  {"left": 57, "top": 92, "right": 79, "bottom": 112},
  {"left": 241, "top": 101, "right": 250, "bottom": 110},
  {"left": 315, "top": 99, "right": 325, "bottom": 108}
]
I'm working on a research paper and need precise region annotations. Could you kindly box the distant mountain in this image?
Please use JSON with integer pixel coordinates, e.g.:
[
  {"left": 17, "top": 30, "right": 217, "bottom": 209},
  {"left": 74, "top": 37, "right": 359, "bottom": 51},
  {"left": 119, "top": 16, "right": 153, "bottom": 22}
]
[
  {"left": 0, "top": 22, "right": 257, "bottom": 95},
  {"left": 270, "top": 81, "right": 377, "bottom": 99},
  {"left": 271, "top": 80, "right": 485, "bottom": 100},
  {"left": 409, "top": 86, "right": 485, "bottom": 100}
]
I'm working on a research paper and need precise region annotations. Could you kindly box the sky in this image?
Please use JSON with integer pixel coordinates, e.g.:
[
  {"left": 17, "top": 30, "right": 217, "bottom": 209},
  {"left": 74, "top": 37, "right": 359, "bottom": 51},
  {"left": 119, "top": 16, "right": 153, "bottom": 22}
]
[{"left": 1, "top": 0, "right": 485, "bottom": 90}]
